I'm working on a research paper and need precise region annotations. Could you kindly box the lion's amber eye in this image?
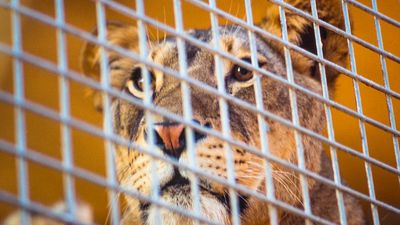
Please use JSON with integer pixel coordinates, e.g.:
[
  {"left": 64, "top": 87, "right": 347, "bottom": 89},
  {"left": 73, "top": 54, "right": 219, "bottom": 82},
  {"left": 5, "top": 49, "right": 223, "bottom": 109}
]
[
  {"left": 126, "top": 67, "right": 155, "bottom": 97},
  {"left": 231, "top": 58, "right": 253, "bottom": 82}
]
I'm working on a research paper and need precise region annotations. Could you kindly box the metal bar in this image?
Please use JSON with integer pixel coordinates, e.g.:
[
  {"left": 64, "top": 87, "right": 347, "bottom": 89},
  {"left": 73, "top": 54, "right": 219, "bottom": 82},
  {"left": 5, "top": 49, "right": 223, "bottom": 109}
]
[
  {"left": 341, "top": 1, "right": 380, "bottom": 224},
  {"left": 243, "top": 0, "right": 278, "bottom": 224},
  {"left": 276, "top": 1, "right": 312, "bottom": 224},
  {"left": 11, "top": 0, "right": 30, "bottom": 224},
  {"left": 95, "top": 2, "right": 120, "bottom": 224},
  {"left": 134, "top": 0, "right": 163, "bottom": 223},
  {"left": 309, "top": 0, "right": 347, "bottom": 224},
  {"left": 1, "top": 43, "right": 399, "bottom": 179},
  {"left": 371, "top": 0, "right": 400, "bottom": 186},
  {"left": 1, "top": 90, "right": 399, "bottom": 216},
  {"left": 55, "top": 0, "right": 77, "bottom": 222},
  {"left": 208, "top": 0, "right": 241, "bottom": 224},
  {"left": 347, "top": 0, "right": 400, "bottom": 28},
  {"left": 172, "top": 0, "right": 202, "bottom": 223}
]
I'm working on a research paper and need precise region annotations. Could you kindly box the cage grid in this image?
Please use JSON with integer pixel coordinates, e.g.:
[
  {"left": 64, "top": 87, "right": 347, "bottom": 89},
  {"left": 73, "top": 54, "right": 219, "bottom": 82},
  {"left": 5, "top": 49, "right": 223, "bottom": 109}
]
[
  {"left": 341, "top": 1, "right": 380, "bottom": 224},
  {"left": 308, "top": 0, "right": 346, "bottom": 224},
  {"left": 0, "top": 0, "right": 399, "bottom": 225}
]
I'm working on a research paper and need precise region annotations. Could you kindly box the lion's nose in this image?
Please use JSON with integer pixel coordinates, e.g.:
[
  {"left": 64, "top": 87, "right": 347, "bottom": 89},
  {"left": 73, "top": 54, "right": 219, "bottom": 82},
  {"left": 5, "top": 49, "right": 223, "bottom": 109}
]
[
  {"left": 152, "top": 121, "right": 209, "bottom": 158},
  {"left": 153, "top": 123, "right": 185, "bottom": 158}
]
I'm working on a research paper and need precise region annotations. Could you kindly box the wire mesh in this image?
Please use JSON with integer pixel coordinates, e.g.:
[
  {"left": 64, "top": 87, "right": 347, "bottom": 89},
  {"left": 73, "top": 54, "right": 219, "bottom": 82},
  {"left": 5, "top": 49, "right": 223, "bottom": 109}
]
[{"left": 0, "top": 0, "right": 399, "bottom": 225}]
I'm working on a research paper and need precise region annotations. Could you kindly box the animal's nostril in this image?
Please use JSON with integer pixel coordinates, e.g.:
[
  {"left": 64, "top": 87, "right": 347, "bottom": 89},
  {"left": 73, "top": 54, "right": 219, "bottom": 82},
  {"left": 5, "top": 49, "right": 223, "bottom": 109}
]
[
  {"left": 154, "top": 123, "right": 185, "bottom": 152},
  {"left": 150, "top": 120, "right": 209, "bottom": 158},
  {"left": 204, "top": 121, "right": 212, "bottom": 128}
]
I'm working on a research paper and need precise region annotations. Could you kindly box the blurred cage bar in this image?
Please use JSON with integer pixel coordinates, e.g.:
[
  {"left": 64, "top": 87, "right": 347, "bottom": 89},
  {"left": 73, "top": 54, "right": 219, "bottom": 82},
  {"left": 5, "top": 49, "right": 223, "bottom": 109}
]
[{"left": 0, "top": 0, "right": 399, "bottom": 225}]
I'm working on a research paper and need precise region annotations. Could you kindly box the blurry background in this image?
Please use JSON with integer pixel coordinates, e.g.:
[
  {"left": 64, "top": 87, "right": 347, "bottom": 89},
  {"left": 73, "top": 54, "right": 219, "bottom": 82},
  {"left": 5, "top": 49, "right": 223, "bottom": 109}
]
[{"left": 0, "top": 0, "right": 399, "bottom": 224}]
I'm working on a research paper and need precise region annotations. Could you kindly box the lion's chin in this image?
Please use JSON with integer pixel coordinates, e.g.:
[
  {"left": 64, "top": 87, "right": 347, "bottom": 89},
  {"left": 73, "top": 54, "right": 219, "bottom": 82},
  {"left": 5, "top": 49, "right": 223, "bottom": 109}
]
[{"left": 145, "top": 184, "right": 229, "bottom": 225}]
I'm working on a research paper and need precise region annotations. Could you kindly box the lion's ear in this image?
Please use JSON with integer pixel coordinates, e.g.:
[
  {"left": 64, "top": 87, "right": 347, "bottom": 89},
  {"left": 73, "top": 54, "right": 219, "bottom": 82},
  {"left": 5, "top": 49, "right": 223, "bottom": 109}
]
[
  {"left": 81, "top": 22, "right": 139, "bottom": 79},
  {"left": 261, "top": 0, "right": 348, "bottom": 88},
  {"left": 80, "top": 22, "right": 139, "bottom": 111}
]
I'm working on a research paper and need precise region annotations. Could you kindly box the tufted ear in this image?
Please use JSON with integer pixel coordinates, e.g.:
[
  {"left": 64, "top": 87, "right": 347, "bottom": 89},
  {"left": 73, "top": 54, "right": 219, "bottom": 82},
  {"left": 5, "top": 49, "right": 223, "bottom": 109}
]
[
  {"left": 81, "top": 22, "right": 140, "bottom": 111},
  {"left": 260, "top": 0, "right": 348, "bottom": 90}
]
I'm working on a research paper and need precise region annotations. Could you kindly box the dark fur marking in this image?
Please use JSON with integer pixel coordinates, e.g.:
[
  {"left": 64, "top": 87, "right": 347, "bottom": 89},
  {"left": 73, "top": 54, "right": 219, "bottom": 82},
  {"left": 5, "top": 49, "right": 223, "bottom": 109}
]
[
  {"left": 139, "top": 201, "right": 150, "bottom": 222},
  {"left": 299, "top": 25, "right": 328, "bottom": 80},
  {"left": 128, "top": 110, "right": 144, "bottom": 144},
  {"left": 114, "top": 101, "right": 121, "bottom": 131},
  {"left": 203, "top": 189, "right": 249, "bottom": 216}
]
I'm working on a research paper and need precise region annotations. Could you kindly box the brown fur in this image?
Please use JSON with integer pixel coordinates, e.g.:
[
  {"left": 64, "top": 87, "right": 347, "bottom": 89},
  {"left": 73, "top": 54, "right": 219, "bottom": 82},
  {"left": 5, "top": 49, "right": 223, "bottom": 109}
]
[{"left": 260, "top": 0, "right": 348, "bottom": 90}]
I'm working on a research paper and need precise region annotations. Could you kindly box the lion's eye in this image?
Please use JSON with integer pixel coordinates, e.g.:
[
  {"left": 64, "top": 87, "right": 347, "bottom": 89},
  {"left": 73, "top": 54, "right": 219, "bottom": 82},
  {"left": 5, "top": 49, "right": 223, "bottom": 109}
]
[
  {"left": 126, "top": 67, "right": 155, "bottom": 97},
  {"left": 231, "top": 58, "right": 253, "bottom": 82}
]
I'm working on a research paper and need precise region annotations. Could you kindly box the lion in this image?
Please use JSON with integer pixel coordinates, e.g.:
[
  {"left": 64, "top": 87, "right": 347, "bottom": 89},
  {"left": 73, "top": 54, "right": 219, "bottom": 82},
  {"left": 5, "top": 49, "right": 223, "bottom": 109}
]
[{"left": 4, "top": 0, "right": 365, "bottom": 224}]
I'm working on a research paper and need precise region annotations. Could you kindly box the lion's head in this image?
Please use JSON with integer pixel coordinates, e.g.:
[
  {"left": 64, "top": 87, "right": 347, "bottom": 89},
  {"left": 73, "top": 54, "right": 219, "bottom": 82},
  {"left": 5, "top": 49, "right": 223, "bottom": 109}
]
[{"left": 80, "top": 1, "right": 364, "bottom": 225}]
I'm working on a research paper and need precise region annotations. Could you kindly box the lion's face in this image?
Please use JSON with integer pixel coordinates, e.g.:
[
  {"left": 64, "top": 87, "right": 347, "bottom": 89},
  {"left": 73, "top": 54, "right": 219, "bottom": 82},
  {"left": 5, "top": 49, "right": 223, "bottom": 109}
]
[
  {"left": 113, "top": 27, "right": 269, "bottom": 224},
  {"left": 105, "top": 26, "right": 323, "bottom": 224}
]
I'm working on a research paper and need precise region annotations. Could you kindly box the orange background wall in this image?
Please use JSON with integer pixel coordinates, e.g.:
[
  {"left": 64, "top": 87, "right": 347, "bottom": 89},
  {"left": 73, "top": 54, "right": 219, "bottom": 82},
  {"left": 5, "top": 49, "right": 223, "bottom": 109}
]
[{"left": 0, "top": 0, "right": 399, "bottom": 224}]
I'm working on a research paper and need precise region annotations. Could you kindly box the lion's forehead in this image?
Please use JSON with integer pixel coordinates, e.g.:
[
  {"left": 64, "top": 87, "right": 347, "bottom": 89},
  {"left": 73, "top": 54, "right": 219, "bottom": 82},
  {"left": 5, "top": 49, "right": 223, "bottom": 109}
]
[{"left": 149, "top": 25, "right": 252, "bottom": 68}]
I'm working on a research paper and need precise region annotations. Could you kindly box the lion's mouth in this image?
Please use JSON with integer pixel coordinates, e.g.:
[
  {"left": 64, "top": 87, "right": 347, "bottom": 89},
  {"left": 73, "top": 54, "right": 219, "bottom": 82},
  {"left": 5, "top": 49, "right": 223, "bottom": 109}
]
[
  {"left": 139, "top": 170, "right": 249, "bottom": 223},
  {"left": 161, "top": 171, "right": 190, "bottom": 192}
]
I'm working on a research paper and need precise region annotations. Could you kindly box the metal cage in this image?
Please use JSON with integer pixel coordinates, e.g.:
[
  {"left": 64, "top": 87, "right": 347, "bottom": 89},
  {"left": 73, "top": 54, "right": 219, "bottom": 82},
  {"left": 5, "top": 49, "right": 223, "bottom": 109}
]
[{"left": 0, "top": 0, "right": 399, "bottom": 224}]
